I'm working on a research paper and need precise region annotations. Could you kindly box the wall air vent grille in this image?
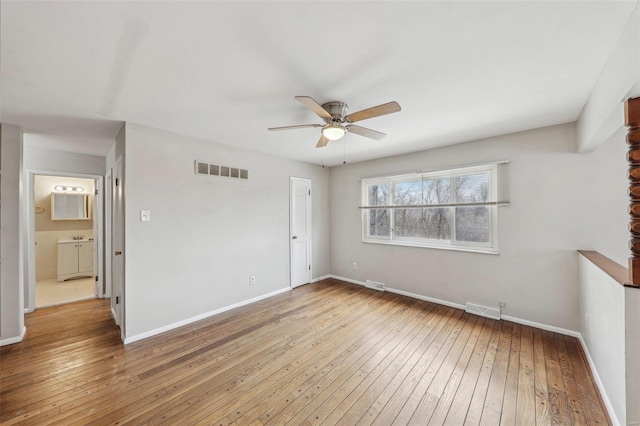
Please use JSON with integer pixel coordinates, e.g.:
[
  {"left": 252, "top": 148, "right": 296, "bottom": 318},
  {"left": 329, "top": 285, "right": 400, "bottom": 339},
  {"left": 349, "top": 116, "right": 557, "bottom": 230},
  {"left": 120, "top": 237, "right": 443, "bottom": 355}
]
[
  {"left": 365, "top": 280, "right": 386, "bottom": 292},
  {"left": 194, "top": 161, "right": 248, "bottom": 180},
  {"left": 465, "top": 302, "right": 500, "bottom": 320}
]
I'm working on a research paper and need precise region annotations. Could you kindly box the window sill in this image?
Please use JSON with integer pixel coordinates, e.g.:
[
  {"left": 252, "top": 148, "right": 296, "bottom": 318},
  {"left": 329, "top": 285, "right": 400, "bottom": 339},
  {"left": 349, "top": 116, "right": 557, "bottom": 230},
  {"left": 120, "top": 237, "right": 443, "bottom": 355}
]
[{"left": 363, "top": 239, "right": 499, "bottom": 255}]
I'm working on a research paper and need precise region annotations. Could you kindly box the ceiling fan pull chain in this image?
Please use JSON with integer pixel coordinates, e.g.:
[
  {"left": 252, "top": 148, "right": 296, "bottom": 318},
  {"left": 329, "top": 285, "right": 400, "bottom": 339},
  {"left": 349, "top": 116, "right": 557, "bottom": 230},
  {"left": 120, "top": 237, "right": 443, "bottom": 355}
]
[{"left": 343, "top": 139, "right": 347, "bottom": 165}]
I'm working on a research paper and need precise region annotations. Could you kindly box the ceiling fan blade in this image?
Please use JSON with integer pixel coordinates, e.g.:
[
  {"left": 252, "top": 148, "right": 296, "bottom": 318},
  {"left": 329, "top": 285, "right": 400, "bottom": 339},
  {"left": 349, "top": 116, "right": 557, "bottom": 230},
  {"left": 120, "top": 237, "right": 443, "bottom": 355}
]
[
  {"left": 347, "top": 125, "right": 386, "bottom": 140},
  {"left": 295, "top": 96, "right": 332, "bottom": 121},
  {"left": 316, "top": 134, "right": 329, "bottom": 148},
  {"left": 268, "top": 124, "right": 322, "bottom": 131},
  {"left": 345, "top": 101, "right": 401, "bottom": 123}
]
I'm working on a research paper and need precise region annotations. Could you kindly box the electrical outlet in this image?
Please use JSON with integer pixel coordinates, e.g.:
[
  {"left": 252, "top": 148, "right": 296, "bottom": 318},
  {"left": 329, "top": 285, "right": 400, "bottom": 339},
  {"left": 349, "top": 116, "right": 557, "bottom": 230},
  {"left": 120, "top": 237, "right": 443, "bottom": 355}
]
[
  {"left": 352, "top": 262, "right": 358, "bottom": 270},
  {"left": 498, "top": 301, "right": 505, "bottom": 308},
  {"left": 250, "top": 276, "right": 256, "bottom": 285}
]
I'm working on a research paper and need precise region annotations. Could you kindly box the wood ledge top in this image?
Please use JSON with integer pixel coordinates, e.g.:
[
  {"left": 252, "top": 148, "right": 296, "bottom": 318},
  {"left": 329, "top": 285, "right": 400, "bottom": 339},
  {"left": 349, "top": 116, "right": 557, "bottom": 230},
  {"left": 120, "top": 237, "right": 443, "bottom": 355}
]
[{"left": 578, "top": 250, "right": 640, "bottom": 289}]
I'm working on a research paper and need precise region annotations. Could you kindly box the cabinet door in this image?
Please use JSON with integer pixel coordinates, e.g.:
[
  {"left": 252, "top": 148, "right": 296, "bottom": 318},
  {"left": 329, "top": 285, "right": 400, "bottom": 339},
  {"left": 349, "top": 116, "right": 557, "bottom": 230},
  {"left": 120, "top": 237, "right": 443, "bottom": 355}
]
[
  {"left": 58, "top": 243, "right": 79, "bottom": 275},
  {"left": 77, "top": 242, "right": 94, "bottom": 274}
]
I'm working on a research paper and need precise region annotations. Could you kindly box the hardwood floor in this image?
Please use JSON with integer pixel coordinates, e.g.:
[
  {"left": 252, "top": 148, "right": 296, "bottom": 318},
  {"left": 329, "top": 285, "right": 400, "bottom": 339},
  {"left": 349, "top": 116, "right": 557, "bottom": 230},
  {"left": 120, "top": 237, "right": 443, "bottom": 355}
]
[{"left": 0, "top": 279, "right": 610, "bottom": 425}]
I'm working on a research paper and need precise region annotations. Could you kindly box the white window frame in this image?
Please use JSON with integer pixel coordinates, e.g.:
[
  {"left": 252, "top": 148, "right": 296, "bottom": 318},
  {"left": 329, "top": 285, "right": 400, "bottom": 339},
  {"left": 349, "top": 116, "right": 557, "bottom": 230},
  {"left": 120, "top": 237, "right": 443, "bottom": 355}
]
[{"left": 361, "top": 164, "right": 499, "bottom": 254}]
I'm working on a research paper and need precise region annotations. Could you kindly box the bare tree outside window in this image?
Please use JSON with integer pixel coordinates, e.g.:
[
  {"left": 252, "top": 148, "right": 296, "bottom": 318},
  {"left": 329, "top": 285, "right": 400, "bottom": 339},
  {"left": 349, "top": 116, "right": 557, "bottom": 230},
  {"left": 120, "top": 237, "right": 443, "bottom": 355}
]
[
  {"left": 368, "top": 184, "right": 390, "bottom": 237},
  {"left": 363, "top": 166, "right": 497, "bottom": 251},
  {"left": 454, "top": 174, "right": 489, "bottom": 243}
]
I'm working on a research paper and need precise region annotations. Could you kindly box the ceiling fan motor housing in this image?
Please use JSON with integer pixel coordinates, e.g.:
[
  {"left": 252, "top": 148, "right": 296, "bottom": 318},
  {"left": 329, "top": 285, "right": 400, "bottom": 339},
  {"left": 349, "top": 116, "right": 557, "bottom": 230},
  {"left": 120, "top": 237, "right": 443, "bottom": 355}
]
[{"left": 321, "top": 101, "right": 348, "bottom": 122}]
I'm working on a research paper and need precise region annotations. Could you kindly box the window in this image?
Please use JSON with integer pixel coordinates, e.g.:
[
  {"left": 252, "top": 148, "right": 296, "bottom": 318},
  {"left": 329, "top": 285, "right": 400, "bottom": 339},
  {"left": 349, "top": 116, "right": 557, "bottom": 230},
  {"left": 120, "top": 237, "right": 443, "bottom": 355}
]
[{"left": 361, "top": 164, "right": 501, "bottom": 253}]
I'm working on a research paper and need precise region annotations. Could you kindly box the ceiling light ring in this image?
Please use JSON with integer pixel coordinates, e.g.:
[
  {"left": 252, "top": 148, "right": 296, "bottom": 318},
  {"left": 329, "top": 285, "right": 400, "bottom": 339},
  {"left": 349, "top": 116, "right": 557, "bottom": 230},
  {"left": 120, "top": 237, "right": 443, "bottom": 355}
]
[{"left": 321, "top": 122, "right": 346, "bottom": 141}]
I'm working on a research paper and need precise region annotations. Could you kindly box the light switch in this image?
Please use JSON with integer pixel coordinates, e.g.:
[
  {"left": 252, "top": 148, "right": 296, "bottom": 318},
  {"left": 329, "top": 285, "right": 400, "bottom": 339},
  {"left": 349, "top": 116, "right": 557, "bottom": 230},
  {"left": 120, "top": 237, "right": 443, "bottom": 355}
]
[{"left": 140, "top": 210, "right": 151, "bottom": 222}]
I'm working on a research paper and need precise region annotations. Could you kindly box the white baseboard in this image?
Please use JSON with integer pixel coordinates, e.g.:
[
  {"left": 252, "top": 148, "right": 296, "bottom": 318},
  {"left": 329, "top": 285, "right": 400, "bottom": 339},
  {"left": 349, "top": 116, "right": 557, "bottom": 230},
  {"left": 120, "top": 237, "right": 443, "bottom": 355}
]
[
  {"left": 328, "top": 274, "right": 366, "bottom": 286},
  {"left": 311, "top": 274, "right": 332, "bottom": 283},
  {"left": 328, "top": 275, "right": 579, "bottom": 337},
  {"left": 577, "top": 335, "right": 620, "bottom": 426},
  {"left": 386, "top": 287, "right": 466, "bottom": 311},
  {"left": 0, "top": 326, "right": 26, "bottom": 346},
  {"left": 123, "top": 287, "right": 291, "bottom": 345},
  {"left": 499, "top": 315, "right": 580, "bottom": 338}
]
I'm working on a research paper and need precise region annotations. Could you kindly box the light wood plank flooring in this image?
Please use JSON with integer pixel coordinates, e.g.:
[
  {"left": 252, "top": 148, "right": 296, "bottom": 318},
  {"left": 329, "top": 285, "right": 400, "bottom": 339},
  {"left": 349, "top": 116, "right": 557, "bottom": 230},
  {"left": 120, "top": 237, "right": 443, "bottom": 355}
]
[{"left": 0, "top": 279, "right": 610, "bottom": 425}]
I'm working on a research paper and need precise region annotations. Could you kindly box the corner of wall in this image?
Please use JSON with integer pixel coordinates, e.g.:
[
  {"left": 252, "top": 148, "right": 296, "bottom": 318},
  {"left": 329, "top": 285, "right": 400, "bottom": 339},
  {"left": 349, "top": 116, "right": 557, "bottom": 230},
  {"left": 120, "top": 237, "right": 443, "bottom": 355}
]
[{"left": 577, "top": 4, "right": 640, "bottom": 153}]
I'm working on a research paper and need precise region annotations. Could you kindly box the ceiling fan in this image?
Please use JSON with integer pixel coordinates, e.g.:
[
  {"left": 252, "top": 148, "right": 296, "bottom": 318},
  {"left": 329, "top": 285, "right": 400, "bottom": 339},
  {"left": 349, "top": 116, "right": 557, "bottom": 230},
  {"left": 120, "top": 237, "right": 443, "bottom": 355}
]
[{"left": 268, "top": 96, "right": 401, "bottom": 148}]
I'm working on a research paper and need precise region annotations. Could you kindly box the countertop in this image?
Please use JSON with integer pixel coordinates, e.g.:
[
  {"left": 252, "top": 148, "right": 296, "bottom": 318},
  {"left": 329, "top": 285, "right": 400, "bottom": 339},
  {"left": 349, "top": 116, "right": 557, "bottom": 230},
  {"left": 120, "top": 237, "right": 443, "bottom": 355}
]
[{"left": 58, "top": 238, "right": 94, "bottom": 244}]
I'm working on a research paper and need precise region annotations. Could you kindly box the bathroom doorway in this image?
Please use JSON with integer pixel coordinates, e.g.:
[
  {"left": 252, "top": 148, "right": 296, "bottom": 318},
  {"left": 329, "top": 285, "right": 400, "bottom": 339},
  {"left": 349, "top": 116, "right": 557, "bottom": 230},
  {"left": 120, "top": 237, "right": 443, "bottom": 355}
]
[{"left": 33, "top": 175, "right": 98, "bottom": 308}]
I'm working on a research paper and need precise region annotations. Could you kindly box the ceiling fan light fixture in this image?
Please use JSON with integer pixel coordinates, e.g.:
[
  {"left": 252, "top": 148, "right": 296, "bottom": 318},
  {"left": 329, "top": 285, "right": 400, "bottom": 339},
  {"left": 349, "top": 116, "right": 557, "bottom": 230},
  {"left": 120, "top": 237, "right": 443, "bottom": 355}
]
[{"left": 322, "top": 123, "right": 346, "bottom": 141}]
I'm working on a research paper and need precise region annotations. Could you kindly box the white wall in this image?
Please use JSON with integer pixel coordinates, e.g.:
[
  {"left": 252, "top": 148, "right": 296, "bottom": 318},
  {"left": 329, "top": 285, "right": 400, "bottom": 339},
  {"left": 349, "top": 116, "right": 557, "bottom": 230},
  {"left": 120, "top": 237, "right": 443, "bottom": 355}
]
[
  {"left": 625, "top": 287, "right": 640, "bottom": 425},
  {"left": 581, "top": 126, "right": 629, "bottom": 267},
  {"left": 121, "top": 123, "right": 330, "bottom": 339},
  {"left": 330, "top": 123, "right": 629, "bottom": 331},
  {"left": 23, "top": 144, "right": 107, "bottom": 310},
  {"left": 1, "top": 124, "right": 25, "bottom": 345},
  {"left": 578, "top": 255, "right": 626, "bottom": 425},
  {"left": 577, "top": 4, "right": 640, "bottom": 153}
]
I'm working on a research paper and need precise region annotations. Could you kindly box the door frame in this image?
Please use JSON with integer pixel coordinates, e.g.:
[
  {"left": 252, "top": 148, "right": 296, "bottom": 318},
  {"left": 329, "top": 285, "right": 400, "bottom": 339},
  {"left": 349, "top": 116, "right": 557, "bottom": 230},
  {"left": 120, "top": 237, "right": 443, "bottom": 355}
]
[
  {"left": 111, "top": 156, "right": 125, "bottom": 336},
  {"left": 26, "top": 170, "right": 105, "bottom": 312},
  {"left": 290, "top": 177, "right": 312, "bottom": 288}
]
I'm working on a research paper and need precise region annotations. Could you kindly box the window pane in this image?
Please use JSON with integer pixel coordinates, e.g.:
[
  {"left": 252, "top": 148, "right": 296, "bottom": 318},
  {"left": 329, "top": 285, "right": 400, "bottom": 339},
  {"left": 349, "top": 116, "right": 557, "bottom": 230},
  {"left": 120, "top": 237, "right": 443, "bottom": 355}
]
[
  {"left": 393, "top": 181, "right": 422, "bottom": 206},
  {"left": 455, "top": 173, "right": 489, "bottom": 203},
  {"left": 369, "top": 209, "right": 390, "bottom": 237},
  {"left": 367, "top": 183, "right": 389, "bottom": 206},
  {"left": 424, "top": 208, "right": 451, "bottom": 240},
  {"left": 455, "top": 206, "right": 490, "bottom": 242},
  {"left": 394, "top": 208, "right": 450, "bottom": 240},
  {"left": 394, "top": 208, "right": 426, "bottom": 237},
  {"left": 423, "top": 178, "right": 450, "bottom": 204}
]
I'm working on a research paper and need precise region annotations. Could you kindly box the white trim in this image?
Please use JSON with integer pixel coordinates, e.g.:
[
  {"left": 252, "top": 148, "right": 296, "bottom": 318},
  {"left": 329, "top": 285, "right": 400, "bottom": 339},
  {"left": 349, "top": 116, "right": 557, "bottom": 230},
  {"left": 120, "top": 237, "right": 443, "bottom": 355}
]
[
  {"left": 577, "top": 335, "right": 621, "bottom": 426},
  {"left": 361, "top": 164, "right": 499, "bottom": 254},
  {"left": 111, "top": 307, "right": 117, "bottom": 322},
  {"left": 328, "top": 275, "right": 366, "bottom": 286},
  {"left": 24, "top": 308, "right": 30, "bottom": 313},
  {"left": 386, "top": 287, "right": 466, "bottom": 310},
  {"left": 311, "top": 275, "right": 331, "bottom": 283},
  {"left": 328, "top": 275, "right": 579, "bottom": 338},
  {"left": 27, "top": 170, "right": 105, "bottom": 313},
  {"left": 358, "top": 160, "right": 510, "bottom": 181},
  {"left": 363, "top": 239, "right": 499, "bottom": 255},
  {"left": 0, "top": 326, "right": 26, "bottom": 346},
  {"left": 123, "top": 287, "right": 291, "bottom": 344},
  {"left": 499, "top": 315, "right": 581, "bottom": 338}
]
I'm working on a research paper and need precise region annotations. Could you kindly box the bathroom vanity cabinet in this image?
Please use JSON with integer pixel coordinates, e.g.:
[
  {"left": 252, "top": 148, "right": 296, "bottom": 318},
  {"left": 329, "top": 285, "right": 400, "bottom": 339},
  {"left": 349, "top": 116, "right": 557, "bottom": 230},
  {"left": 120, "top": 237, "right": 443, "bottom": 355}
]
[{"left": 57, "top": 239, "right": 93, "bottom": 281}]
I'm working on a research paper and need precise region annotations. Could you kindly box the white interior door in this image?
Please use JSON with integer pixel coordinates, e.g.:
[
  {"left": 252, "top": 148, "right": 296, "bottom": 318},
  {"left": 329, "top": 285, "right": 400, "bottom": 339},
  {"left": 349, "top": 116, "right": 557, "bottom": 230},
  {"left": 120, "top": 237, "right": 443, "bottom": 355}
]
[
  {"left": 112, "top": 157, "right": 125, "bottom": 332},
  {"left": 290, "top": 177, "right": 311, "bottom": 288}
]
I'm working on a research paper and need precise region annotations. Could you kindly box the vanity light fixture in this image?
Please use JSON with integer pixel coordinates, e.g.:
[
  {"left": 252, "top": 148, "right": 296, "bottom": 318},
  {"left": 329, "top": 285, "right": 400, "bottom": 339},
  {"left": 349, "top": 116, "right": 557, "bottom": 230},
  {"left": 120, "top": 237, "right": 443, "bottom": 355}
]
[{"left": 54, "top": 185, "right": 85, "bottom": 192}]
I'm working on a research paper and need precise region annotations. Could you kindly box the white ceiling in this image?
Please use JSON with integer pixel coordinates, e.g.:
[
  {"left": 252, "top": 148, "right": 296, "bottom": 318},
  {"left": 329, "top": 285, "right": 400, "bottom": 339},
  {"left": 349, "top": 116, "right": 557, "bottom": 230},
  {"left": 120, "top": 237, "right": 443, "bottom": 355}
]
[{"left": 1, "top": 1, "right": 636, "bottom": 166}]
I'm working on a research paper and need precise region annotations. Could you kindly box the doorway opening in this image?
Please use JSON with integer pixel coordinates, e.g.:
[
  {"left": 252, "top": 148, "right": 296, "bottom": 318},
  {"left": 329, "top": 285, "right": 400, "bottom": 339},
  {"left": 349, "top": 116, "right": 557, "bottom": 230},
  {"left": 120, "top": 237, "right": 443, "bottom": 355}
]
[{"left": 30, "top": 173, "right": 105, "bottom": 309}]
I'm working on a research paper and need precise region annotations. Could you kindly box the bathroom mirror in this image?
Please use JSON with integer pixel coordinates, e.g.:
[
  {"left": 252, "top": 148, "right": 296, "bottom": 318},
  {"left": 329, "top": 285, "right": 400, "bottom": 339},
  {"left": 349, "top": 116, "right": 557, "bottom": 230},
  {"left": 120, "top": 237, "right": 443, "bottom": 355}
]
[{"left": 51, "top": 193, "right": 91, "bottom": 220}]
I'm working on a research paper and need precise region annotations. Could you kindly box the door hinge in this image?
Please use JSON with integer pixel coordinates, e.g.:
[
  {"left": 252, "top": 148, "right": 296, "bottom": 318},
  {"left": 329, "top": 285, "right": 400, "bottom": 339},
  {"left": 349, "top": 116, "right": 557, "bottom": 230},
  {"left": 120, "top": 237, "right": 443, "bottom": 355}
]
[
  {"left": 309, "top": 265, "right": 311, "bottom": 271},
  {"left": 115, "top": 178, "right": 120, "bottom": 186},
  {"left": 95, "top": 276, "right": 98, "bottom": 282},
  {"left": 308, "top": 189, "right": 311, "bottom": 196},
  {"left": 116, "top": 296, "right": 119, "bottom": 304},
  {"left": 95, "top": 188, "right": 98, "bottom": 195}
]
